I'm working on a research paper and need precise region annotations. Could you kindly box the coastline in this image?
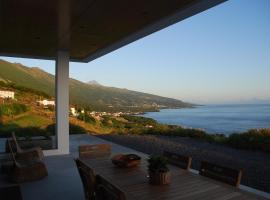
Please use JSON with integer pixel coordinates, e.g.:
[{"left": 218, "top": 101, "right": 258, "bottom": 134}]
[{"left": 141, "top": 104, "right": 270, "bottom": 135}]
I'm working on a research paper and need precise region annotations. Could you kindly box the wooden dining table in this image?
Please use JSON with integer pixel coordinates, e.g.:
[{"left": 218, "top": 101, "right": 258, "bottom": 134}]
[{"left": 83, "top": 154, "right": 267, "bottom": 200}]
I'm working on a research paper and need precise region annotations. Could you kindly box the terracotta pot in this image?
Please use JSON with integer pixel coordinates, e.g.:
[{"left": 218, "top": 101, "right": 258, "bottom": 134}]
[{"left": 148, "top": 171, "right": 171, "bottom": 185}]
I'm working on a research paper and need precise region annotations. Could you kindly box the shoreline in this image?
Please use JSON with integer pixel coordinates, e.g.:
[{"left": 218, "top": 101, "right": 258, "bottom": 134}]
[{"left": 140, "top": 104, "right": 270, "bottom": 135}]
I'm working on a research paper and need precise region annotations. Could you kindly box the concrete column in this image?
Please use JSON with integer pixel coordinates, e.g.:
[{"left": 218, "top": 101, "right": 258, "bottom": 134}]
[{"left": 55, "top": 51, "right": 69, "bottom": 154}]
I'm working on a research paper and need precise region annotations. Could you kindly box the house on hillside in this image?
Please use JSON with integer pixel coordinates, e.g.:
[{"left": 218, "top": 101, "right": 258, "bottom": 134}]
[
  {"left": 70, "top": 107, "right": 78, "bottom": 117},
  {"left": 37, "top": 99, "right": 55, "bottom": 108},
  {"left": 0, "top": 90, "right": 15, "bottom": 99},
  {"left": 113, "top": 112, "right": 123, "bottom": 117}
]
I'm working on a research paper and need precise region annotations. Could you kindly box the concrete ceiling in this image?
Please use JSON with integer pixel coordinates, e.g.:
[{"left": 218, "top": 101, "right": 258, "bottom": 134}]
[{"left": 0, "top": 0, "right": 226, "bottom": 62}]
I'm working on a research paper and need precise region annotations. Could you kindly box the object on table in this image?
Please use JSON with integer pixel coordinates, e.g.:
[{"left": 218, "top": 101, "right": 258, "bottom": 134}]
[
  {"left": 79, "top": 144, "right": 111, "bottom": 159},
  {"left": 111, "top": 154, "right": 141, "bottom": 168}
]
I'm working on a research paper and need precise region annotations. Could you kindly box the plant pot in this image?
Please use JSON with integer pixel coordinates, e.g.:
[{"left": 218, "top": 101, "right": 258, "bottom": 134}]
[{"left": 148, "top": 171, "right": 171, "bottom": 185}]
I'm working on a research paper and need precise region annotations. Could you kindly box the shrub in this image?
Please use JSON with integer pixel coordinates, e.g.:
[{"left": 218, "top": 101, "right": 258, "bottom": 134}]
[
  {"left": 148, "top": 155, "right": 169, "bottom": 173},
  {"left": 122, "top": 115, "right": 157, "bottom": 126},
  {"left": 227, "top": 128, "right": 270, "bottom": 152},
  {"left": 0, "top": 103, "right": 28, "bottom": 116},
  {"left": 0, "top": 126, "right": 48, "bottom": 138},
  {"left": 69, "top": 123, "right": 88, "bottom": 134},
  {"left": 101, "top": 116, "right": 113, "bottom": 127},
  {"left": 111, "top": 118, "right": 125, "bottom": 128},
  {"left": 77, "top": 113, "right": 96, "bottom": 125},
  {"left": 84, "top": 114, "right": 96, "bottom": 125},
  {"left": 46, "top": 123, "right": 88, "bottom": 135}
]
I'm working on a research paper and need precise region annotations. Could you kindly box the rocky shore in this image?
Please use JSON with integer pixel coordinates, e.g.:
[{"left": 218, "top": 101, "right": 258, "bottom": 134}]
[{"left": 97, "top": 134, "right": 270, "bottom": 193}]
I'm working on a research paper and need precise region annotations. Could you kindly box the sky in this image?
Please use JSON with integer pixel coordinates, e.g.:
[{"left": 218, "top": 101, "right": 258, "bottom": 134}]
[{"left": 1, "top": 0, "right": 270, "bottom": 104}]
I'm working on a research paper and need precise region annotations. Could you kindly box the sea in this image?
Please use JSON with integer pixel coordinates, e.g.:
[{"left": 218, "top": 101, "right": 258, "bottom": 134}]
[{"left": 142, "top": 104, "right": 270, "bottom": 135}]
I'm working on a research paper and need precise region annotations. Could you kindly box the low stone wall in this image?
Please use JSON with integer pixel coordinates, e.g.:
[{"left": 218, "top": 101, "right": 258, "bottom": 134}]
[{"left": 97, "top": 134, "right": 270, "bottom": 193}]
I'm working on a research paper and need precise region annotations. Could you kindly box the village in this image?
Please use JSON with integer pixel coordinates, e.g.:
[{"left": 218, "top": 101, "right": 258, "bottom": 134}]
[{"left": 0, "top": 89, "right": 143, "bottom": 119}]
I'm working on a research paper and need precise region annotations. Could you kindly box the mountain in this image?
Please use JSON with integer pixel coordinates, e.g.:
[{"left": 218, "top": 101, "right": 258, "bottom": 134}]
[
  {"left": 0, "top": 59, "right": 193, "bottom": 111},
  {"left": 86, "top": 80, "right": 101, "bottom": 86}
]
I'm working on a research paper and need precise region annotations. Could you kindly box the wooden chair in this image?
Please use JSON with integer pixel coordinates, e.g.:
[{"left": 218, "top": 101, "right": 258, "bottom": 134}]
[
  {"left": 10, "top": 132, "right": 44, "bottom": 160},
  {"left": 8, "top": 140, "right": 48, "bottom": 183},
  {"left": 79, "top": 144, "right": 111, "bottom": 159},
  {"left": 74, "top": 158, "right": 96, "bottom": 200},
  {"left": 199, "top": 161, "right": 242, "bottom": 187},
  {"left": 163, "top": 151, "right": 192, "bottom": 170},
  {"left": 95, "top": 174, "right": 126, "bottom": 200}
]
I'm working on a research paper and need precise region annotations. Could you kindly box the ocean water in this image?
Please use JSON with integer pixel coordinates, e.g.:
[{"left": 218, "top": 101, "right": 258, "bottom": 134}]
[{"left": 142, "top": 104, "right": 270, "bottom": 135}]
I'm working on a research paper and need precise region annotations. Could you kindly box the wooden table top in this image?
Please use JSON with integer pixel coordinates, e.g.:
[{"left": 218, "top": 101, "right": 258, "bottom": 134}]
[{"left": 83, "top": 155, "right": 266, "bottom": 200}]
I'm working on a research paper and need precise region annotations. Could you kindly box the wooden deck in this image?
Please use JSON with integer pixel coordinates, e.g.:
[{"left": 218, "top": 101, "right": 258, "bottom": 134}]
[{"left": 84, "top": 155, "right": 267, "bottom": 200}]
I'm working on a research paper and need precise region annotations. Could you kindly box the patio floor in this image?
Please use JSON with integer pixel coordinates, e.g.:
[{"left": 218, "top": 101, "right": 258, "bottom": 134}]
[
  {"left": 18, "top": 134, "right": 269, "bottom": 200},
  {"left": 21, "top": 134, "right": 146, "bottom": 200}
]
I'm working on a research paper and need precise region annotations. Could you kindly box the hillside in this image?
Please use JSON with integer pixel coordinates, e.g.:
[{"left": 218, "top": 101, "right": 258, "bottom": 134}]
[{"left": 0, "top": 59, "right": 193, "bottom": 111}]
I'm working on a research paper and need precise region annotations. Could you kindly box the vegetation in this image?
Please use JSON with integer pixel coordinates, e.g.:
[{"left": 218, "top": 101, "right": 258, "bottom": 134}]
[
  {"left": 122, "top": 115, "right": 157, "bottom": 126},
  {"left": 77, "top": 113, "right": 96, "bottom": 125},
  {"left": 9, "top": 114, "right": 51, "bottom": 128},
  {"left": 226, "top": 129, "right": 270, "bottom": 152},
  {"left": 143, "top": 126, "right": 270, "bottom": 153},
  {"left": 148, "top": 155, "right": 169, "bottom": 173},
  {"left": 0, "top": 123, "right": 88, "bottom": 138},
  {"left": 46, "top": 123, "right": 88, "bottom": 135},
  {"left": 0, "top": 81, "right": 51, "bottom": 98},
  {"left": 0, "top": 103, "right": 28, "bottom": 116},
  {"left": 0, "top": 59, "right": 269, "bottom": 153}
]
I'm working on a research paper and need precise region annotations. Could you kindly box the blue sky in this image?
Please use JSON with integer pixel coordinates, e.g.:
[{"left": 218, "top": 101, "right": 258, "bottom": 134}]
[{"left": 1, "top": 0, "right": 270, "bottom": 104}]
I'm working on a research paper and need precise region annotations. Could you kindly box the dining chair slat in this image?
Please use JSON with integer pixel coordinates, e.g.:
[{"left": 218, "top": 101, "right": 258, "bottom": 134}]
[
  {"left": 79, "top": 144, "right": 111, "bottom": 159},
  {"left": 95, "top": 174, "right": 126, "bottom": 200},
  {"left": 74, "top": 158, "right": 96, "bottom": 200},
  {"left": 163, "top": 151, "right": 192, "bottom": 170}
]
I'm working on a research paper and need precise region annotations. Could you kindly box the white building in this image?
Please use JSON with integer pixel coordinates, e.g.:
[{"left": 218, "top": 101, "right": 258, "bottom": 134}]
[
  {"left": 0, "top": 90, "right": 15, "bottom": 99},
  {"left": 70, "top": 107, "right": 77, "bottom": 116},
  {"left": 37, "top": 99, "right": 55, "bottom": 106}
]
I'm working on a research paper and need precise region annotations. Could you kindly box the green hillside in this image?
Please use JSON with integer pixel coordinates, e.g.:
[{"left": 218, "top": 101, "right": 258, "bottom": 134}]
[{"left": 0, "top": 59, "right": 193, "bottom": 111}]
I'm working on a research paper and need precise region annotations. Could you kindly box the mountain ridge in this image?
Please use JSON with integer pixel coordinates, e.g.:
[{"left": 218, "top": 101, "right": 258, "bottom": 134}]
[
  {"left": 86, "top": 80, "right": 101, "bottom": 86},
  {"left": 0, "top": 59, "right": 193, "bottom": 111}
]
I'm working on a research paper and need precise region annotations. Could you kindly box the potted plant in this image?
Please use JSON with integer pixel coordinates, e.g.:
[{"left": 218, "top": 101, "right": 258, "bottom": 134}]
[{"left": 147, "top": 155, "right": 171, "bottom": 185}]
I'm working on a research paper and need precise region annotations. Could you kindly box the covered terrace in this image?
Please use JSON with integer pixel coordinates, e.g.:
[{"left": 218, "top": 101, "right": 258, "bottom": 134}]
[{"left": 1, "top": 0, "right": 269, "bottom": 199}]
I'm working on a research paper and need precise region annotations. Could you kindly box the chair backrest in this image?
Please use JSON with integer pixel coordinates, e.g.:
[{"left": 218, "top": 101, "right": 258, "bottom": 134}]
[
  {"left": 7, "top": 139, "right": 19, "bottom": 167},
  {"left": 11, "top": 132, "right": 22, "bottom": 152},
  {"left": 199, "top": 161, "right": 242, "bottom": 187},
  {"left": 95, "top": 175, "right": 126, "bottom": 200},
  {"left": 79, "top": 144, "right": 111, "bottom": 159},
  {"left": 74, "top": 158, "right": 96, "bottom": 200},
  {"left": 163, "top": 151, "right": 192, "bottom": 170}
]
